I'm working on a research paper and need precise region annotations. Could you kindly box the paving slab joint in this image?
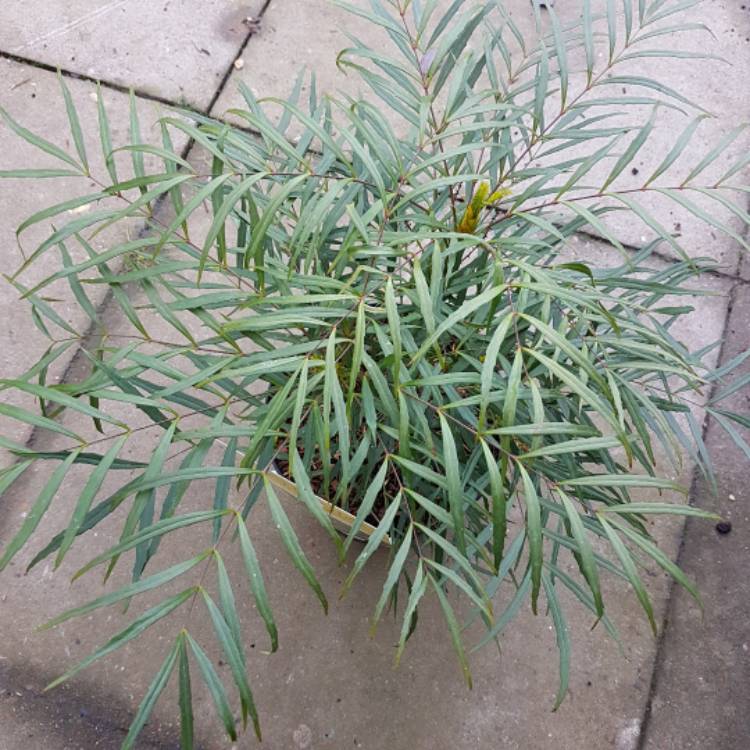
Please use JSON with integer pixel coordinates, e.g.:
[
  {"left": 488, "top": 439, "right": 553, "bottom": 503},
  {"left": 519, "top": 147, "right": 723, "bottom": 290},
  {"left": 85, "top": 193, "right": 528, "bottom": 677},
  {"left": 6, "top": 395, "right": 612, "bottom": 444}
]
[
  {"left": 206, "top": 0, "right": 273, "bottom": 116},
  {"left": 0, "top": 49, "right": 203, "bottom": 115},
  {"left": 572, "top": 226, "right": 750, "bottom": 285}
]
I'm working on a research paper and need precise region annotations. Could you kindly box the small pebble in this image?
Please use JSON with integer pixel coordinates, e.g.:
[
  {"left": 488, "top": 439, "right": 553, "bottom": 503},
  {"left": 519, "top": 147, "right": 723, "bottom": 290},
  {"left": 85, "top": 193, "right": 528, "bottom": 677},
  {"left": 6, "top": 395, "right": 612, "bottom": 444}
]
[
  {"left": 715, "top": 521, "right": 732, "bottom": 535},
  {"left": 234, "top": 58, "right": 245, "bottom": 70}
]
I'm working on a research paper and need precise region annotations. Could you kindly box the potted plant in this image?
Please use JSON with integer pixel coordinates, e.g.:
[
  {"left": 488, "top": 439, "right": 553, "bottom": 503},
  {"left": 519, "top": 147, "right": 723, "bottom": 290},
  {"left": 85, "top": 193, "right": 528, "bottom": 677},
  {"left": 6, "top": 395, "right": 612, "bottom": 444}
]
[{"left": 0, "top": 0, "right": 748, "bottom": 746}]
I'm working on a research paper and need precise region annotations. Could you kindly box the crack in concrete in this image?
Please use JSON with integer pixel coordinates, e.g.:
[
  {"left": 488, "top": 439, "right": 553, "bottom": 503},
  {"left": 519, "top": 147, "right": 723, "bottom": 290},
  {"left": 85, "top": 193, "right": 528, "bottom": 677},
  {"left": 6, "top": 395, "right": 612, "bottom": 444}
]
[{"left": 10, "top": 0, "right": 129, "bottom": 54}]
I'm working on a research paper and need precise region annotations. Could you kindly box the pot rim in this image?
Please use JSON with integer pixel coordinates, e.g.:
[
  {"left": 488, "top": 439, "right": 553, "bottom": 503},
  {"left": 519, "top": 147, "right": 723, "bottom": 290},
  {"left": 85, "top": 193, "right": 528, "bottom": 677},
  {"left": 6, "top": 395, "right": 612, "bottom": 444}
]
[{"left": 267, "top": 464, "right": 392, "bottom": 548}]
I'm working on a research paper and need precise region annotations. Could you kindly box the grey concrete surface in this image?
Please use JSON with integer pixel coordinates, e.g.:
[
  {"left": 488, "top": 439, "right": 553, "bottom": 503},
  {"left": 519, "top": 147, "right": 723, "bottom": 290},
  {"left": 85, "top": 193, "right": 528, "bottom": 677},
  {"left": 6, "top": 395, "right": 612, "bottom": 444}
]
[
  {"left": 214, "top": 1, "right": 750, "bottom": 269},
  {"left": 551, "top": 1, "right": 750, "bottom": 269},
  {"left": 0, "top": 0, "right": 268, "bottom": 110},
  {"left": 0, "top": 661, "right": 175, "bottom": 750},
  {"left": 640, "top": 267, "right": 750, "bottom": 750},
  {"left": 0, "top": 0, "right": 748, "bottom": 748}
]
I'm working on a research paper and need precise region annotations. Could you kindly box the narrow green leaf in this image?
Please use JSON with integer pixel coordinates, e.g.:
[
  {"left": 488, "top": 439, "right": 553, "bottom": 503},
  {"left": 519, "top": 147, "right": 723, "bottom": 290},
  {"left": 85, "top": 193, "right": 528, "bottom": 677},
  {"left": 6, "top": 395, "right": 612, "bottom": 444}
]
[
  {"left": 40, "top": 552, "right": 211, "bottom": 630},
  {"left": 342, "top": 459, "right": 388, "bottom": 553},
  {"left": 412, "top": 284, "right": 505, "bottom": 364},
  {"left": 683, "top": 124, "right": 747, "bottom": 185},
  {"left": 558, "top": 489, "right": 603, "bottom": 616},
  {"left": 426, "top": 557, "right": 492, "bottom": 621},
  {"left": 542, "top": 572, "right": 570, "bottom": 711},
  {"left": 214, "top": 551, "right": 243, "bottom": 659},
  {"left": 343, "top": 491, "right": 401, "bottom": 594},
  {"left": 0, "top": 105, "right": 80, "bottom": 170},
  {"left": 645, "top": 115, "right": 708, "bottom": 186},
  {"left": 46, "top": 587, "right": 194, "bottom": 690},
  {"left": 501, "top": 346, "right": 524, "bottom": 476},
  {"left": 56, "top": 435, "right": 128, "bottom": 568},
  {"left": 236, "top": 514, "right": 278, "bottom": 652},
  {"left": 479, "top": 312, "right": 512, "bottom": 431},
  {"left": 395, "top": 561, "right": 427, "bottom": 666},
  {"left": 439, "top": 413, "right": 466, "bottom": 555},
  {"left": 289, "top": 451, "right": 344, "bottom": 554},
  {"left": 264, "top": 475, "right": 328, "bottom": 612},
  {"left": 480, "top": 438, "right": 506, "bottom": 569},
  {"left": 561, "top": 474, "right": 685, "bottom": 491},
  {"left": 520, "top": 436, "right": 622, "bottom": 460},
  {"left": 213, "top": 437, "right": 237, "bottom": 542},
  {"left": 0, "top": 449, "right": 79, "bottom": 571},
  {"left": 201, "top": 590, "right": 259, "bottom": 738},
  {"left": 58, "top": 71, "right": 88, "bottom": 173},
  {"left": 186, "top": 633, "right": 238, "bottom": 742},
  {"left": 201, "top": 173, "right": 266, "bottom": 275},
  {"left": 0, "top": 168, "right": 79, "bottom": 179},
  {"left": 598, "top": 502, "right": 718, "bottom": 518},
  {"left": 608, "top": 514, "right": 702, "bottom": 607},
  {"left": 178, "top": 634, "right": 194, "bottom": 750},
  {"left": 347, "top": 301, "right": 366, "bottom": 408},
  {"left": 371, "top": 524, "right": 413, "bottom": 632},
  {"left": 598, "top": 516, "right": 657, "bottom": 634},
  {"left": 128, "top": 89, "right": 145, "bottom": 185},
  {"left": 430, "top": 574, "right": 472, "bottom": 688},
  {"left": 96, "top": 83, "right": 117, "bottom": 184},
  {"left": 385, "top": 278, "right": 402, "bottom": 389},
  {"left": 0, "top": 460, "right": 33, "bottom": 496},
  {"left": 0, "top": 402, "right": 81, "bottom": 440},
  {"left": 518, "top": 463, "right": 543, "bottom": 614},
  {"left": 121, "top": 638, "right": 180, "bottom": 750}
]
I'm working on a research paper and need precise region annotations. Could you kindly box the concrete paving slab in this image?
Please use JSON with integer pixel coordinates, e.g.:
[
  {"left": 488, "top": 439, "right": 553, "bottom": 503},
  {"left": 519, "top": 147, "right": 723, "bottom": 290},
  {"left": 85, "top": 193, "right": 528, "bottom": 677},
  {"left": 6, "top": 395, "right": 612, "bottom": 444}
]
[
  {"left": 555, "top": 1, "right": 750, "bottom": 269},
  {"left": 212, "top": 0, "right": 500, "bottom": 128},
  {"left": 0, "top": 0, "right": 267, "bottom": 111},
  {"left": 0, "top": 416, "right": 693, "bottom": 750},
  {"left": 0, "top": 57, "right": 187, "bottom": 457},
  {"left": 215, "top": 0, "right": 750, "bottom": 271},
  {"left": 493, "top": 1, "right": 750, "bottom": 269},
  {"left": 640, "top": 273, "right": 750, "bottom": 750}
]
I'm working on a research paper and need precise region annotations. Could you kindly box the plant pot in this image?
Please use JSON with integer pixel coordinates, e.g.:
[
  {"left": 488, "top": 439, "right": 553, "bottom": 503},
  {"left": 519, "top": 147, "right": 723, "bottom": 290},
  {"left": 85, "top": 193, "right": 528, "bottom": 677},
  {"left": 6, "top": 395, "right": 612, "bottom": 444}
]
[{"left": 266, "top": 467, "right": 392, "bottom": 548}]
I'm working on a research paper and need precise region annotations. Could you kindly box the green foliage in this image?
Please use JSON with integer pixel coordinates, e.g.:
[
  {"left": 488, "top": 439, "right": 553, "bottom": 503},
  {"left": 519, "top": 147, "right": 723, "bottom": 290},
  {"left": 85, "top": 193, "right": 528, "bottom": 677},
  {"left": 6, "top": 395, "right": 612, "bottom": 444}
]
[{"left": 0, "top": 0, "right": 748, "bottom": 745}]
